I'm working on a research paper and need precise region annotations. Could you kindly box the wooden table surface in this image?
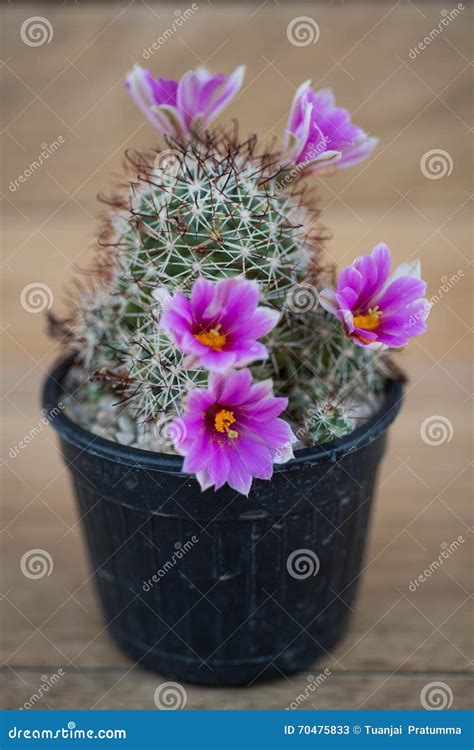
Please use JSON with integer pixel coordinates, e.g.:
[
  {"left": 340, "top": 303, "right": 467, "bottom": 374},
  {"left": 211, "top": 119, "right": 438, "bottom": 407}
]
[{"left": 1, "top": 1, "right": 472, "bottom": 710}]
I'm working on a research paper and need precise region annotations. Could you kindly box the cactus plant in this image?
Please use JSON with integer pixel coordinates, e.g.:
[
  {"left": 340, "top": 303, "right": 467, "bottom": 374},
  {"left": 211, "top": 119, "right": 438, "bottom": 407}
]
[
  {"left": 51, "top": 64, "right": 429, "bottom": 494},
  {"left": 60, "top": 135, "right": 324, "bottom": 425}
]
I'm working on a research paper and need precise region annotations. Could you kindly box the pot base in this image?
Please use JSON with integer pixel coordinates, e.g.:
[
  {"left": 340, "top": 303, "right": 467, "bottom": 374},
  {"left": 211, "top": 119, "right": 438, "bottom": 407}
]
[{"left": 109, "top": 622, "right": 347, "bottom": 686}]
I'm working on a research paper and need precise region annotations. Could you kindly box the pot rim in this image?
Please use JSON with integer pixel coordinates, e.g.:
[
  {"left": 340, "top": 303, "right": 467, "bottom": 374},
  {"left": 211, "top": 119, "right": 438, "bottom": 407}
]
[{"left": 42, "top": 355, "right": 403, "bottom": 473}]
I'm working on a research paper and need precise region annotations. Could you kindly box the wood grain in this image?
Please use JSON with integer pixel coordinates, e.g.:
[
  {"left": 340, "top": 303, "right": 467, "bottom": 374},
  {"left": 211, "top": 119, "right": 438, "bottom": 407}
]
[{"left": 3, "top": 669, "right": 473, "bottom": 710}]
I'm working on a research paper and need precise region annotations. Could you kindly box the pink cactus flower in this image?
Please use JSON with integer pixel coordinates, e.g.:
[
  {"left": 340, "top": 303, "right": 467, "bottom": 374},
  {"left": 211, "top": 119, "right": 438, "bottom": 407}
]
[
  {"left": 283, "top": 82, "right": 379, "bottom": 174},
  {"left": 319, "top": 243, "right": 430, "bottom": 349},
  {"left": 170, "top": 369, "right": 296, "bottom": 494},
  {"left": 125, "top": 64, "right": 245, "bottom": 140},
  {"left": 160, "top": 277, "right": 280, "bottom": 372}
]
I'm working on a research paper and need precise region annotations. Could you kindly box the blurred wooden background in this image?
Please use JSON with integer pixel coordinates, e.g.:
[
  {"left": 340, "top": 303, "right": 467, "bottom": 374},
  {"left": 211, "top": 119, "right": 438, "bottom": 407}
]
[{"left": 1, "top": 1, "right": 472, "bottom": 710}]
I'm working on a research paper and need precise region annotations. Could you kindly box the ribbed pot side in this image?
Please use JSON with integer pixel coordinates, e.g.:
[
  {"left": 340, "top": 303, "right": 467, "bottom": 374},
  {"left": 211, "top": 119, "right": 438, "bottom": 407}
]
[{"left": 43, "top": 357, "right": 402, "bottom": 686}]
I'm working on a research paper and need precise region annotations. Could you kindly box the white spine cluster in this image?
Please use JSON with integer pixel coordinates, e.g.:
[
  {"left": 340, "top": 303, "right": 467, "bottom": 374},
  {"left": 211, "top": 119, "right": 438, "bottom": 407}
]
[
  {"left": 60, "top": 137, "right": 388, "bottom": 443},
  {"left": 67, "top": 139, "right": 321, "bottom": 425}
]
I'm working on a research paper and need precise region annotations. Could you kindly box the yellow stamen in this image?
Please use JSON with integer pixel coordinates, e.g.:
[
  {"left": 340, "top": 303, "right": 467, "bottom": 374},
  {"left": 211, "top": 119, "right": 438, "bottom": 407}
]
[
  {"left": 195, "top": 325, "right": 227, "bottom": 351},
  {"left": 353, "top": 306, "right": 383, "bottom": 332},
  {"left": 214, "top": 409, "right": 238, "bottom": 438}
]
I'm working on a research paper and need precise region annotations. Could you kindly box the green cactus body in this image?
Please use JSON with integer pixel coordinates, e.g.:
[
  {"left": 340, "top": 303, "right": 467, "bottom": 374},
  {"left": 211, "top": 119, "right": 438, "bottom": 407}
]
[
  {"left": 66, "top": 138, "right": 326, "bottom": 426},
  {"left": 258, "top": 305, "right": 391, "bottom": 444},
  {"left": 59, "top": 136, "right": 388, "bottom": 443}
]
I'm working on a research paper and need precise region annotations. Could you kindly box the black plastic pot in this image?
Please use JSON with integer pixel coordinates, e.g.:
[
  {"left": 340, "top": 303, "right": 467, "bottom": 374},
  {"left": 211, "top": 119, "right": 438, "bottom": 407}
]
[{"left": 43, "top": 357, "right": 402, "bottom": 686}]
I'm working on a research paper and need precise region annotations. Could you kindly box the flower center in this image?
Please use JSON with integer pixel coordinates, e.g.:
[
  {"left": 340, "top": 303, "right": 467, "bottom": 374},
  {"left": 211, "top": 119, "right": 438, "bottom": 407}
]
[
  {"left": 195, "top": 325, "right": 227, "bottom": 351},
  {"left": 353, "top": 306, "right": 383, "bottom": 332},
  {"left": 214, "top": 409, "right": 238, "bottom": 439}
]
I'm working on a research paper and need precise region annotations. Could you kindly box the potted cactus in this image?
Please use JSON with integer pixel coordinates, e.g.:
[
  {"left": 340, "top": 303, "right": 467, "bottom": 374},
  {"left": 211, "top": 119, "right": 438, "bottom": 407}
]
[{"left": 43, "top": 65, "right": 430, "bottom": 685}]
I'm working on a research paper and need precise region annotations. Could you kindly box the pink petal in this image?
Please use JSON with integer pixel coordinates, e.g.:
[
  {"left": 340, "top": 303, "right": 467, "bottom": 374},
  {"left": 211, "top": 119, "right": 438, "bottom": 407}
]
[
  {"left": 337, "top": 266, "right": 364, "bottom": 297},
  {"left": 283, "top": 81, "right": 312, "bottom": 160},
  {"left": 198, "top": 349, "right": 236, "bottom": 373},
  {"left": 125, "top": 65, "right": 171, "bottom": 133},
  {"left": 220, "top": 340, "right": 269, "bottom": 368},
  {"left": 225, "top": 453, "right": 253, "bottom": 495},
  {"left": 176, "top": 65, "right": 245, "bottom": 131},
  {"left": 287, "top": 81, "right": 312, "bottom": 133},
  {"left": 176, "top": 69, "right": 200, "bottom": 128},
  {"left": 240, "top": 395, "right": 288, "bottom": 422},
  {"left": 163, "top": 292, "right": 193, "bottom": 323},
  {"left": 337, "top": 135, "right": 379, "bottom": 168},
  {"left": 146, "top": 75, "right": 178, "bottom": 106},
  {"left": 290, "top": 101, "right": 314, "bottom": 164},
  {"left": 246, "top": 416, "right": 295, "bottom": 452},
  {"left": 230, "top": 306, "right": 280, "bottom": 338},
  {"left": 243, "top": 379, "right": 274, "bottom": 405},
  {"left": 340, "top": 308, "right": 355, "bottom": 334},
  {"left": 195, "top": 467, "right": 214, "bottom": 492},
  {"left": 152, "top": 104, "right": 188, "bottom": 140},
  {"left": 215, "top": 277, "right": 260, "bottom": 326},
  {"left": 171, "top": 413, "right": 202, "bottom": 452},
  {"left": 376, "top": 276, "right": 427, "bottom": 311},
  {"left": 352, "top": 326, "right": 378, "bottom": 343},
  {"left": 190, "top": 277, "right": 215, "bottom": 319},
  {"left": 179, "top": 329, "right": 211, "bottom": 357},
  {"left": 310, "top": 87, "right": 336, "bottom": 113},
  {"left": 300, "top": 149, "right": 341, "bottom": 174},
  {"left": 184, "top": 388, "right": 215, "bottom": 415},
  {"left": 209, "top": 368, "right": 253, "bottom": 405},
  {"left": 352, "top": 337, "right": 387, "bottom": 351},
  {"left": 352, "top": 242, "right": 391, "bottom": 308},
  {"left": 182, "top": 429, "right": 214, "bottom": 474},
  {"left": 205, "top": 65, "right": 245, "bottom": 122},
  {"left": 273, "top": 438, "right": 295, "bottom": 464},
  {"left": 205, "top": 447, "right": 231, "bottom": 490},
  {"left": 236, "top": 437, "right": 274, "bottom": 480},
  {"left": 389, "top": 259, "right": 421, "bottom": 282},
  {"left": 319, "top": 288, "right": 339, "bottom": 315},
  {"left": 336, "top": 287, "right": 359, "bottom": 310}
]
